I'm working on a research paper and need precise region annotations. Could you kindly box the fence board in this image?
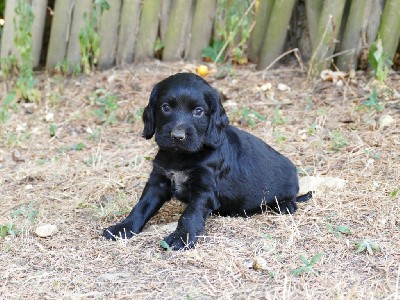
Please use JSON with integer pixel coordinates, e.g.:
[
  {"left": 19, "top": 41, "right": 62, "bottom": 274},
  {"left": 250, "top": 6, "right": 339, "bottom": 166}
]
[
  {"left": 163, "top": 0, "right": 194, "bottom": 61},
  {"left": 117, "top": 0, "right": 141, "bottom": 65},
  {"left": 98, "top": 0, "right": 122, "bottom": 69},
  {"left": 187, "top": 0, "right": 216, "bottom": 61},
  {"left": 31, "top": 0, "right": 48, "bottom": 67},
  {"left": 134, "top": 0, "right": 161, "bottom": 62},
  {"left": 65, "top": 0, "right": 92, "bottom": 70},
  {"left": 0, "top": 0, "right": 18, "bottom": 59},
  {"left": 160, "top": 0, "right": 171, "bottom": 42},
  {"left": 46, "top": 0, "right": 75, "bottom": 69}
]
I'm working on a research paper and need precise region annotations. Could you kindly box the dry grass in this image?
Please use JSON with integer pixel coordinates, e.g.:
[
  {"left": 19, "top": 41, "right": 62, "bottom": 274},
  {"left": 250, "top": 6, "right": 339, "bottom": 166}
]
[{"left": 0, "top": 62, "right": 399, "bottom": 299}]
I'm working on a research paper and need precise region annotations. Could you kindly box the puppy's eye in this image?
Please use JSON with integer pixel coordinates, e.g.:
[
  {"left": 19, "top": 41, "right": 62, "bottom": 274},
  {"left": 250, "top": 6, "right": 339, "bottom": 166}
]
[
  {"left": 161, "top": 103, "right": 171, "bottom": 113},
  {"left": 193, "top": 107, "right": 204, "bottom": 117}
]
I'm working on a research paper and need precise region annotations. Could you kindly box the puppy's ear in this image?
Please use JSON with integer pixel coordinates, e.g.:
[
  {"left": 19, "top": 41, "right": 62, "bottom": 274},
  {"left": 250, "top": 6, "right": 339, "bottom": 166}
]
[
  {"left": 204, "top": 89, "right": 229, "bottom": 148},
  {"left": 142, "top": 83, "right": 159, "bottom": 139}
]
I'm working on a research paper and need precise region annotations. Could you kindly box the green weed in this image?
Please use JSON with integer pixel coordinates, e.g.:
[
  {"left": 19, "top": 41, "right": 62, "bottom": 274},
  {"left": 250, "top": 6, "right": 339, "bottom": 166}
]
[
  {"left": 389, "top": 189, "right": 399, "bottom": 198},
  {"left": 326, "top": 224, "right": 351, "bottom": 237},
  {"left": 90, "top": 89, "right": 119, "bottom": 125},
  {"left": 360, "top": 88, "right": 383, "bottom": 112},
  {"left": 240, "top": 107, "right": 266, "bottom": 128},
  {"left": 368, "top": 39, "right": 392, "bottom": 83},
  {"left": 11, "top": 203, "right": 38, "bottom": 225},
  {"left": 330, "top": 130, "right": 348, "bottom": 151},
  {"left": 291, "top": 253, "right": 324, "bottom": 276},
  {"left": 79, "top": 0, "right": 110, "bottom": 74},
  {"left": 272, "top": 105, "right": 287, "bottom": 126},
  {"left": 0, "top": 92, "right": 17, "bottom": 123},
  {"left": 202, "top": 0, "right": 253, "bottom": 64},
  {"left": 355, "top": 239, "right": 381, "bottom": 255},
  {"left": 13, "top": 0, "right": 40, "bottom": 102}
]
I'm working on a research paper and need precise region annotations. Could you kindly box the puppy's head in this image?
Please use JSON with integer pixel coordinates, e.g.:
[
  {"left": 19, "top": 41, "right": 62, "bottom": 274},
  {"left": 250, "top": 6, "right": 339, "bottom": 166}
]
[{"left": 142, "top": 73, "right": 229, "bottom": 152}]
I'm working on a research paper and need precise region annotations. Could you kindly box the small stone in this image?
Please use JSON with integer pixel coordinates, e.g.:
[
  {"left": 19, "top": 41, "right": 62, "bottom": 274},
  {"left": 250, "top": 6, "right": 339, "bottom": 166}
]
[
  {"left": 277, "top": 83, "right": 290, "bottom": 92},
  {"left": 252, "top": 256, "right": 268, "bottom": 271},
  {"left": 44, "top": 112, "right": 54, "bottom": 122},
  {"left": 12, "top": 150, "right": 26, "bottom": 162},
  {"left": 299, "top": 176, "right": 346, "bottom": 194},
  {"left": 378, "top": 114, "right": 394, "bottom": 128},
  {"left": 261, "top": 83, "right": 272, "bottom": 91},
  {"left": 35, "top": 224, "right": 58, "bottom": 238}
]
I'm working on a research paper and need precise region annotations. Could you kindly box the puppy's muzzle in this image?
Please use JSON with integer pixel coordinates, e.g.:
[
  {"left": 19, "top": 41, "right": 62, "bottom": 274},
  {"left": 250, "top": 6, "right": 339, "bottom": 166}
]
[{"left": 171, "top": 127, "right": 187, "bottom": 141}]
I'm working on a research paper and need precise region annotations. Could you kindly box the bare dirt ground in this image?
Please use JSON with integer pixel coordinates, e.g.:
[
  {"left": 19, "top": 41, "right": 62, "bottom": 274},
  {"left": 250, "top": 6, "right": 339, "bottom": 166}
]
[{"left": 0, "top": 62, "right": 399, "bottom": 299}]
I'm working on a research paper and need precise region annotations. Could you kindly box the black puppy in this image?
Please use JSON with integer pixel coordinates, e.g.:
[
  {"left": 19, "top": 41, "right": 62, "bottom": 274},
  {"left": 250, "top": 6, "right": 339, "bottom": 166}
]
[{"left": 103, "top": 73, "right": 311, "bottom": 249}]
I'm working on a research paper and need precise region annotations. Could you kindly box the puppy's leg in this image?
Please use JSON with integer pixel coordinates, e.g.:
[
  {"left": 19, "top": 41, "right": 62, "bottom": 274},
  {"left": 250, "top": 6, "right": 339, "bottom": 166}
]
[
  {"left": 103, "top": 171, "right": 171, "bottom": 240},
  {"left": 163, "top": 171, "right": 218, "bottom": 250},
  {"left": 269, "top": 197, "right": 298, "bottom": 214}
]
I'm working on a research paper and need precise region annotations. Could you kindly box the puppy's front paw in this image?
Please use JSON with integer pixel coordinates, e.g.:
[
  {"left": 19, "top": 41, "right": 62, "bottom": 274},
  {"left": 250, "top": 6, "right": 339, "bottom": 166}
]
[
  {"left": 103, "top": 223, "right": 135, "bottom": 241},
  {"left": 163, "top": 230, "right": 197, "bottom": 250}
]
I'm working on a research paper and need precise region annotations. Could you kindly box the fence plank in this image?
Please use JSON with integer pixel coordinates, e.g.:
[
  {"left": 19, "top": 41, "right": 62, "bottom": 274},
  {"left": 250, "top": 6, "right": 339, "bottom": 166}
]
[
  {"left": 257, "top": 0, "right": 297, "bottom": 70},
  {"left": 249, "top": 0, "right": 274, "bottom": 63},
  {"left": 117, "top": 0, "right": 141, "bottom": 65},
  {"left": 46, "top": 0, "right": 75, "bottom": 69},
  {"left": 378, "top": 0, "right": 400, "bottom": 61},
  {"left": 0, "top": 0, "right": 18, "bottom": 59},
  {"left": 65, "top": 0, "right": 92, "bottom": 70},
  {"left": 337, "top": 0, "right": 371, "bottom": 71},
  {"left": 160, "top": 0, "right": 171, "bottom": 42},
  {"left": 187, "top": 0, "right": 216, "bottom": 61},
  {"left": 98, "top": 0, "right": 122, "bottom": 69},
  {"left": 31, "top": 0, "right": 48, "bottom": 67},
  {"left": 134, "top": 0, "right": 161, "bottom": 62},
  {"left": 162, "top": 0, "right": 194, "bottom": 61}
]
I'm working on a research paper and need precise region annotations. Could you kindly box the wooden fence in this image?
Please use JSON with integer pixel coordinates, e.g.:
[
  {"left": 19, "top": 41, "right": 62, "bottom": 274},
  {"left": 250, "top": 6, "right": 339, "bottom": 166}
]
[{"left": 0, "top": 0, "right": 399, "bottom": 73}]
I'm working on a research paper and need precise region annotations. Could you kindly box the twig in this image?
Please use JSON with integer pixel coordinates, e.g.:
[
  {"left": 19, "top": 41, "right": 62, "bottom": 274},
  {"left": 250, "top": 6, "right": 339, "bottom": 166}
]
[{"left": 257, "top": 48, "right": 304, "bottom": 78}]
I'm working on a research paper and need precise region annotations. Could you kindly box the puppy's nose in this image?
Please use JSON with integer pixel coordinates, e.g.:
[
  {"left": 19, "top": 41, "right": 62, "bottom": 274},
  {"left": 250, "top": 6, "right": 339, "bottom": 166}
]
[{"left": 171, "top": 128, "right": 186, "bottom": 141}]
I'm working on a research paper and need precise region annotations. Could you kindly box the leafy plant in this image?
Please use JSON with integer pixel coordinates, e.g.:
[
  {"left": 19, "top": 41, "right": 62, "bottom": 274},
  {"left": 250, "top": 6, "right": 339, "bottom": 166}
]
[
  {"left": 49, "top": 124, "right": 57, "bottom": 137},
  {"left": 361, "top": 88, "right": 383, "bottom": 112},
  {"left": 13, "top": 0, "right": 40, "bottom": 102},
  {"left": 11, "top": 204, "right": 38, "bottom": 225},
  {"left": 330, "top": 130, "right": 348, "bottom": 151},
  {"left": 0, "top": 224, "right": 17, "bottom": 238},
  {"left": 90, "top": 89, "right": 119, "bottom": 125},
  {"left": 202, "top": 0, "right": 253, "bottom": 63},
  {"left": 79, "top": 0, "right": 110, "bottom": 74},
  {"left": 355, "top": 239, "right": 381, "bottom": 255},
  {"left": 0, "top": 92, "right": 17, "bottom": 123},
  {"left": 160, "top": 240, "right": 173, "bottom": 251},
  {"left": 272, "top": 105, "right": 287, "bottom": 126},
  {"left": 368, "top": 39, "right": 392, "bottom": 83},
  {"left": 389, "top": 188, "right": 399, "bottom": 198},
  {"left": 326, "top": 224, "right": 351, "bottom": 237},
  {"left": 0, "top": 56, "right": 18, "bottom": 79},
  {"left": 240, "top": 107, "right": 266, "bottom": 128},
  {"left": 291, "top": 253, "right": 324, "bottom": 276}
]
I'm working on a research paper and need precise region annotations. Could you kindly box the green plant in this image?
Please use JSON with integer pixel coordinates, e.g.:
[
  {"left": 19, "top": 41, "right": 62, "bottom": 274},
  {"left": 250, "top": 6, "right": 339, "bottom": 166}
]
[
  {"left": 272, "top": 105, "right": 287, "bottom": 126},
  {"left": 361, "top": 88, "right": 383, "bottom": 112},
  {"left": 307, "top": 122, "right": 318, "bottom": 136},
  {"left": 0, "top": 56, "right": 18, "bottom": 79},
  {"left": 11, "top": 203, "right": 38, "bottom": 225},
  {"left": 326, "top": 224, "right": 351, "bottom": 237},
  {"left": 13, "top": 0, "right": 40, "bottom": 102},
  {"left": 49, "top": 124, "right": 57, "bottom": 137},
  {"left": 355, "top": 239, "right": 381, "bottom": 255},
  {"left": 202, "top": 0, "right": 254, "bottom": 63},
  {"left": 389, "top": 188, "right": 399, "bottom": 198},
  {"left": 0, "top": 224, "right": 17, "bottom": 238},
  {"left": 90, "top": 89, "right": 119, "bottom": 125},
  {"left": 55, "top": 59, "right": 71, "bottom": 75},
  {"left": 274, "top": 129, "right": 286, "bottom": 145},
  {"left": 368, "top": 39, "right": 392, "bottom": 83},
  {"left": 0, "top": 92, "right": 17, "bottom": 123},
  {"left": 330, "top": 130, "right": 348, "bottom": 151},
  {"left": 79, "top": 0, "right": 110, "bottom": 74},
  {"left": 240, "top": 107, "right": 266, "bottom": 128},
  {"left": 160, "top": 240, "right": 173, "bottom": 251},
  {"left": 291, "top": 253, "right": 324, "bottom": 276}
]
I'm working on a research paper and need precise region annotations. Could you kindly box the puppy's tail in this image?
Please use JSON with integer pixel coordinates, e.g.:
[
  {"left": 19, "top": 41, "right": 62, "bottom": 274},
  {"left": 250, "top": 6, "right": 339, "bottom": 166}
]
[{"left": 296, "top": 191, "right": 313, "bottom": 202}]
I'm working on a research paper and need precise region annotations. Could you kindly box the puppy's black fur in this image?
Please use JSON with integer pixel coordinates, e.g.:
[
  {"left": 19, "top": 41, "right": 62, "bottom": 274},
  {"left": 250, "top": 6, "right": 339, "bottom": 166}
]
[{"left": 103, "top": 73, "right": 312, "bottom": 249}]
